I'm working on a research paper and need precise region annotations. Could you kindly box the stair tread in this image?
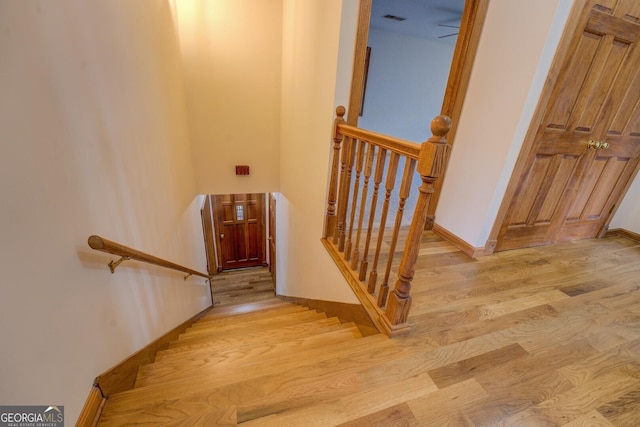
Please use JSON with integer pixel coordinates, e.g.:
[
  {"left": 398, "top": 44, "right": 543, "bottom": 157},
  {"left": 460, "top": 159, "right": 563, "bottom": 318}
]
[
  {"left": 107, "top": 333, "right": 389, "bottom": 404},
  {"left": 186, "top": 308, "right": 319, "bottom": 335},
  {"left": 98, "top": 393, "right": 237, "bottom": 427},
  {"left": 136, "top": 323, "right": 364, "bottom": 388},
  {"left": 97, "top": 291, "right": 392, "bottom": 427},
  {"left": 100, "top": 335, "right": 401, "bottom": 426},
  {"left": 203, "top": 298, "right": 289, "bottom": 320},
  {"left": 101, "top": 334, "right": 393, "bottom": 425},
  {"left": 190, "top": 305, "right": 311, "bottom": 329},
  {"left": 155, "top": 317, "right": 344, "bottom": 360},
  {"left": 155, "top": 321, "right": 357, "bottom": 366},
  {"left": 171, "top": 310, "right": 328, "bottom": 346},
  {"left": 140, "top": 347, "right": 434, "bottom": 427}
]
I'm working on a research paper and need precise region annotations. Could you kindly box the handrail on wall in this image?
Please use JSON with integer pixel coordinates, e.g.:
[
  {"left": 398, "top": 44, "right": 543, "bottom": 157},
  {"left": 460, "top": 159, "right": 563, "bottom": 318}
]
[{"left": 88, "top": 235, "right": 211, "bottom": 280}]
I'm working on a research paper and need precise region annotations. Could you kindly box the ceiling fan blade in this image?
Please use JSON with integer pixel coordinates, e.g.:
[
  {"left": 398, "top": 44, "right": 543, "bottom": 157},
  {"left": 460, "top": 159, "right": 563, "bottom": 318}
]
[
  {"left": 438, "top": 32, "right": 459, "bottom": 39},
  {"left": 437, "top": 24, "right": 460, "bottom": 29}
]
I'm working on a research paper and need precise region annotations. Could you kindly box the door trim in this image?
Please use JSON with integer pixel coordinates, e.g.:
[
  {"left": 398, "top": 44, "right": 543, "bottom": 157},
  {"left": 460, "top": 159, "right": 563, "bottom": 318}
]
[
  {"left": 268, "top": 193, "right": 277, "bottom": 287},
  {"left": 428, "top": 0, "right": 490, "bottom": 228},
  {"left": 200, "top": 195, "right": 217, "bottom": 275}
]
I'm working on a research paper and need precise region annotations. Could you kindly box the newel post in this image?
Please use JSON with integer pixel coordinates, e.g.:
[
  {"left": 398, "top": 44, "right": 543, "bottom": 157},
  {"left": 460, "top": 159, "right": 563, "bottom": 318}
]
[
  {"left": 324, "top": 106, "right": 347, "bottom": 239},
  {"left": 383, "top": 115, "right": 451, "bottom": 336}
]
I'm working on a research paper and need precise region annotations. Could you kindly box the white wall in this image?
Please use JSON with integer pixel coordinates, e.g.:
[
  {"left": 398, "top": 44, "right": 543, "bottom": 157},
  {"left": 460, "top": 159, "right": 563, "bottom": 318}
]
[
  {"left": 0, "top": 1, "right": 209, "bottom": 422},
  {"left": 610, "top": 175, "right": 640, "bottom": 233},
  {"left": 435, "top": 0, "right": 574, "bottom": 247},
  {"left": 358, "top": 29, "right": 455, "bottom": 142},
  {"left": 175, "top": 0, "right": 282, "bottom": 195},
  {"left": 277, "top": 0, "right": 360, "bottom": 303}
]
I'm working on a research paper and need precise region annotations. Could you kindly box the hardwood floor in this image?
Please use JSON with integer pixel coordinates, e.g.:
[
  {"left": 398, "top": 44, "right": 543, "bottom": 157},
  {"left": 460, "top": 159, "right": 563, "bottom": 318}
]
[
  {"left": 97, "top": 233, "right": 640, "bottom": 426},
  {"left": 210, "top": 267, "right": 275, "bottom": 307}
]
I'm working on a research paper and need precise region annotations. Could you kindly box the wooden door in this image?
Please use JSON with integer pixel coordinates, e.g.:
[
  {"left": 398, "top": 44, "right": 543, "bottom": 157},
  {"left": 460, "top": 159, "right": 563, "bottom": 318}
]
[
  {"left": 213, "top": 193, "right": 266, "bottom": 271},
  {"left": 495, "top": 0, "right": 640, "bottom": 251},
  {"left": 200, "top": 195, "right": 217, "bottom": 275},
  {"left": 268, "top": 193, "right": 276, "bottom": 285}
]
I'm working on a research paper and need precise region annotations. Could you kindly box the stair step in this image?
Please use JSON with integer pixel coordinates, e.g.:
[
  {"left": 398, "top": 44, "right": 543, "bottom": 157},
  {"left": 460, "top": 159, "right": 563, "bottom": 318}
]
[
  {"left": 184, "top": 308, "right": 318, "bottom": 336},
  {"left": 113, "top": 333, "right": 389, "bottom": 402},
  {"left": 98, "top": 296, "right": 388, "bottom": 427},
  {"left": 101, "top": 334, "right": 391, "bottom": 425},
  {"left": 202, "top": 298, "right": 289, "bottom": 320},
  {"left": 98, "top": 393, "right": 237, "bottom": 427},
  {"left": 170, "top": 310, "right": 327, "bottom": 347},
  {"left": 155, "top": 317, "right": 343, "bottom": 361},
  {"left": 154, "top": 320, "right": 354, "bottom": 367},
  {"left": 136, "top": 323, "right": 363, "bottom": 388},
  {"left": 193, "top": 304, "right": 310, "bottom": 329}
]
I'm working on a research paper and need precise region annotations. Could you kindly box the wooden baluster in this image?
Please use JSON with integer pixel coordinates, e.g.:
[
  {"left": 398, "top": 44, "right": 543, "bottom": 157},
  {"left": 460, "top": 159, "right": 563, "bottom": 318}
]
[
  {"left": 384, "top": 115, "right": 451, "bottom": 334},
  {"left": 324, "top": 106, "right": 346, "bottom": 239},
  {"left": 359, "top": 147, "right": 387, "bottom": 282},
  {"left": 368, "top": 152, "right": 399, "bottom": 294},
  {"left": 344, "top": 139, "right": 366, "bottom": 261},
  {"left": 351, "top": 143, "right": 375, "bottom": 270},
  {"left": 377, "top": 157, "right": 416, "bottom": 308},
  {"left": 334, "top": 135, "right": 356, "bottom": 250}
]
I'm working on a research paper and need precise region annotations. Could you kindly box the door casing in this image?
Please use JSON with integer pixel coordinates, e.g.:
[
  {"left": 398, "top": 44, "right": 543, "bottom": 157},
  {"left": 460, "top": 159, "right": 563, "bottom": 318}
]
[
  {"left": 268, "top": 193, "right": 277, "bottom": 286},
  {"left": 200, "top": 195, "right": 217, "bottom": 275}
]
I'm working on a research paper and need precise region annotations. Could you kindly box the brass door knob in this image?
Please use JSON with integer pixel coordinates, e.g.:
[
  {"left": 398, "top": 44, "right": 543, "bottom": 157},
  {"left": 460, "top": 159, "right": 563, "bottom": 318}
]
[{"left": 588, "top": 140, "right": 610, "bottom": 150}]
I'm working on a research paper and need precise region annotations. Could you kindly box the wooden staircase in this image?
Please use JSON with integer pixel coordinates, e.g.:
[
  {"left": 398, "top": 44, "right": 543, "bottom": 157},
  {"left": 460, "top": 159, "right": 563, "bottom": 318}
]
[{"left": 97, "top": 298, "right": 395, "bottom": 426}]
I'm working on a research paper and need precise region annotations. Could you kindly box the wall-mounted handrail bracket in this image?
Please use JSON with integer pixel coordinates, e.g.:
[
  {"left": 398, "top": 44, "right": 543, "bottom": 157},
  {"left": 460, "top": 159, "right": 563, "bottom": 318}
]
[
  {"left": 184, "top": 273, "right": 192, "bottom": 281},
  {"left": 108, "top": 256, "right": 131, "bottom": 273},
  {"left": 88, "top": 234, "right": 211, "bottom": 281}
]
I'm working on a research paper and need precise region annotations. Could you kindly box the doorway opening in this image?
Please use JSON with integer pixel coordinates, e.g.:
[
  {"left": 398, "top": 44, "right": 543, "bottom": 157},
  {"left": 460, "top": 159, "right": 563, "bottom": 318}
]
[
  {"left": 348, "top": 0, "right": 489, "bottom": 227},
  {"left": 201, "top": 193, "right": 276, "bottom": 306}
]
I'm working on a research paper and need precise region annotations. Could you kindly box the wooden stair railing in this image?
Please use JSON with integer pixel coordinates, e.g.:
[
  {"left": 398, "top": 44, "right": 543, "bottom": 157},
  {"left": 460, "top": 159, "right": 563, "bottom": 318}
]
[
  {"left": 88, "top": 235, "right": 213, "bottom": 296},
  {"left": 323, "top": 106, "right": 451, "bottom": 337}
]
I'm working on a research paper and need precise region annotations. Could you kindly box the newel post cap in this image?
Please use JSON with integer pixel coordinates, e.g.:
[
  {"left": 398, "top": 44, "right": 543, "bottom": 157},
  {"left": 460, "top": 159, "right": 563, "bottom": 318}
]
[
  {"left": 418, "top": 115, "right": 451, "bottom": 177},
  {"left": 428, "top": 115, "right": 452, "bottom": 143}
]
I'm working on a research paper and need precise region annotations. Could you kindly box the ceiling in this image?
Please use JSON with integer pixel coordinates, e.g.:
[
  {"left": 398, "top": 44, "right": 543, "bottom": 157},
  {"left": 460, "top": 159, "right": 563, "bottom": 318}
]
[{"left": 370, "top": 0, "right": 466, "bottom": 42}]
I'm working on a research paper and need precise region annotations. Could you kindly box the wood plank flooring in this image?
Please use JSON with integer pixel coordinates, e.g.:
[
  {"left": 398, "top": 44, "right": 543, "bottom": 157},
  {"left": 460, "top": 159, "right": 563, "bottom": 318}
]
[
  {"left": 210, "top": 267, "right": 275, "bottom": 307},
  {"left": 97, "top": 233, "right": 640, "bottom": 426}
]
